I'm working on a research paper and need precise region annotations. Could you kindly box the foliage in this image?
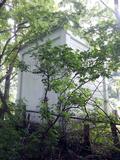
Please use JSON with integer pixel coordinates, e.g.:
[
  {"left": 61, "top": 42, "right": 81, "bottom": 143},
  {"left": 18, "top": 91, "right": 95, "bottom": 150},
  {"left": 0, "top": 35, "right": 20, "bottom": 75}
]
[
  {"left": 31, "top": 40, "right": 119, "bottom": 121},
  {"left": 0, "top": 120, "right": 21, "bottom": 160},
  {"left": 0, "top": 0, "right": 120, "bottom": 159}
]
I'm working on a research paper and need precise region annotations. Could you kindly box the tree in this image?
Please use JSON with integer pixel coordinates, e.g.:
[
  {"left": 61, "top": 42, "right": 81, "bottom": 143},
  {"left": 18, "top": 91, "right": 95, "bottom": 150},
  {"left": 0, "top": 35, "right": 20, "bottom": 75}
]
[
  {"left": 0, "top": 0, "right": 120, "bottom": 159},
  {"left": 0, "top": 0, "right": 64, "bottom": 118},
  {"left": 0, "top": 0, "right": 86, "bottom": 119},
  {"left": 26, "top": 0, "right": 120, "bottom": 150}
]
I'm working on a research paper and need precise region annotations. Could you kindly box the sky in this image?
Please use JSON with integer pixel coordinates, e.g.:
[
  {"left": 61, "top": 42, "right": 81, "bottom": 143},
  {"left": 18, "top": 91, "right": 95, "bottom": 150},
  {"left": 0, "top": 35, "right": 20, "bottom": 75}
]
[{"left": 55, "top": 0, "right": 117, "bottom": 10}]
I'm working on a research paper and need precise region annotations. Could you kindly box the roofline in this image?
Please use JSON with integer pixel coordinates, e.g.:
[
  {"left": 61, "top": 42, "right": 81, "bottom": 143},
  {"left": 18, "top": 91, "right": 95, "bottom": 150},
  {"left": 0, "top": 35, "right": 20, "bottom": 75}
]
[
  {"left": 20, "top": 27, "right": 89, "bottom": 52},
  {"left": 20, "top": 26, "right": 64, "bottom": 52}
]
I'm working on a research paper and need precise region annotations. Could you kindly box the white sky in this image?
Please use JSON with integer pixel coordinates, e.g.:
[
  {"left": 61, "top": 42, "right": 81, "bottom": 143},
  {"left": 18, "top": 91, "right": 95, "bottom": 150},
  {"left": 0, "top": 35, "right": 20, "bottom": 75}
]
[{"left": 55, "top": 0, "right": 118, "bottom": 10}]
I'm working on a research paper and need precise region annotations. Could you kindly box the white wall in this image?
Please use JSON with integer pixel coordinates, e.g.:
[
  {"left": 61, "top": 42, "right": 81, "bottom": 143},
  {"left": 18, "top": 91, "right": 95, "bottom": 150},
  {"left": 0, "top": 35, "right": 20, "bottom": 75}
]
[{"left": 17, "top": 28, "right": 109, "bottom": 122}]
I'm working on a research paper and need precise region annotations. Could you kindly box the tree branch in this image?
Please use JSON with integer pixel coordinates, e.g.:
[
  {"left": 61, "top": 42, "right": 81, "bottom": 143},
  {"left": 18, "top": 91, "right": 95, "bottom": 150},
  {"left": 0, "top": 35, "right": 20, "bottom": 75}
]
[{"left": 0, "top": 0, "right": 6, "bottom": 9}]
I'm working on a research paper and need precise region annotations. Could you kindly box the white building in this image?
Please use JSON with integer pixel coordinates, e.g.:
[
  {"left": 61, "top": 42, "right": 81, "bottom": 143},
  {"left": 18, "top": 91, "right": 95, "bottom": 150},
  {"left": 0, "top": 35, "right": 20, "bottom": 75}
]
[{"left": 17, "top": 28, "right": 119, "bottom": 122}]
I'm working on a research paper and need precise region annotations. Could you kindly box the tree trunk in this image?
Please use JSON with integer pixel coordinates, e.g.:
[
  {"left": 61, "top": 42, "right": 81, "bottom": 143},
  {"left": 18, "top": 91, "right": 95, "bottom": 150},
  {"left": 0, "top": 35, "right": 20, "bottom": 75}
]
[
  {"left": 0, "top": 65, "right": 13, "bottom": 119},
  {"left": 110, "top": 122, "right": 120, "bottom": 147},
  {"left": 0, "top": 90, "right": 9, "bottom": 119},
  {"left": 83, "top": 123, "right": 91, "bottom": 154},
  {"left": 0, "top": 0, "right": 6, "bottom": 9},
  {"left": 4, "top": 65, "right": 13, "bottom": 101}
]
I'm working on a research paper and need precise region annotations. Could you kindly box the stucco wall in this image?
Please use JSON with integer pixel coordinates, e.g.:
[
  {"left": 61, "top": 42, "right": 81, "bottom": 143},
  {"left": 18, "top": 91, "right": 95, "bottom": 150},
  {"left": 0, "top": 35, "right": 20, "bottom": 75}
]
[{"left": 17, "top": 28, "right": 109, "bottom": 122}]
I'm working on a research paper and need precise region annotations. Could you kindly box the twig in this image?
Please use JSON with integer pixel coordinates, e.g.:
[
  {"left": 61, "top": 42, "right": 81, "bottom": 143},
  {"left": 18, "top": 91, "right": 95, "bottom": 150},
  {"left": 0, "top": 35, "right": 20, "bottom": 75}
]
[
  {"left": 99, "top": 0, "right": 116, "bottom": 14},
  {"left": 0, "top": 0, "right": 6, "bottom": 9}
]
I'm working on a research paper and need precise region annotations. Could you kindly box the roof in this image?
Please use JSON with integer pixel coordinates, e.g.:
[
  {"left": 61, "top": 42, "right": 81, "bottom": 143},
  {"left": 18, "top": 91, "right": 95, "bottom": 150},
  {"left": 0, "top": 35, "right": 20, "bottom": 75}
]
[{"left": 20, "top": 27, "right": 89, "bottom": 54}]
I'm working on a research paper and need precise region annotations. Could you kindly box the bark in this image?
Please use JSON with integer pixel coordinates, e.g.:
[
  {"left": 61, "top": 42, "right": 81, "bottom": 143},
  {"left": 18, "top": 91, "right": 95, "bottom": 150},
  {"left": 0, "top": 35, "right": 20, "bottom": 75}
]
[
  {"left": 83, "top": 124, "right": 91, "bottom": 146},
  {"left": 114, "top": 0, "right": 118, "bottom": 6},
  {"left": 4, "top": 65, "right": 13, "bottom": 101},
  {"left": 110, "top": 122, "right": 120, "bottom": 147},
  {"left": 0, "top": 0, "right": 6, "bottom": 9},
  {"left": 0, "top": 65, "right": 13, "bottom": 119},
  {"left": 0, "top": 89, "right": 9, "bottom": 118},
  {"left": 83, "top": 123, "right": 91, "bottom": 154}
]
